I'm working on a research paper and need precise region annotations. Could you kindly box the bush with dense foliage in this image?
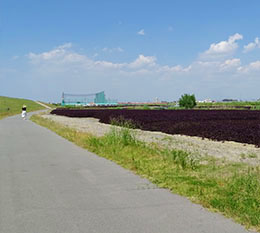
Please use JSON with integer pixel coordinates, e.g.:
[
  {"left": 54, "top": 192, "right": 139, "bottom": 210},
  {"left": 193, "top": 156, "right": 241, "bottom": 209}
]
[{"left": 179, "top": 94, "right": 196, "bottom": 109}]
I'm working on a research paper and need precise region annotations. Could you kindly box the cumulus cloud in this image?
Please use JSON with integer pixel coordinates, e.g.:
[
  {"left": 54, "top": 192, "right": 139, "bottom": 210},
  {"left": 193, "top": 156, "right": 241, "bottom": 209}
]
[
  {"left": 249, "top": 61, "right": 260, "bottom": 69},
  {"left": 26, "top": 41, "right": 260, "bottom": 87},
  {"left": 128, "top": 55, "right": 156, "bottom": 68},
  {"left": 94, "top": 60, "right": 125, "bottom": 69},
  {"left": 243, "top": 37, "right": 260, "bottom": 53},
  {"left": 238, "top": 60, "right": 260, "bottom": 73},
  {"left": 220, "top": 58, "right": 241, "bottom": 70},
  {"left": 12, "top": 38, "right": 260, "bottom": 102},
  {"left": 28, "top": 43, "right": 74, "bottom": 62},
  {"left": 102, "top": 47, "right": 124, "bottom": 53},
  {"left": 137, "top": 29, "right": 145, "bottom": 36},
  {"left": 27, "top": 45, "right": 205, "bottom": 93},
  {"left": 27, "top": 42, "right": 260, "bottom": 78},
  {"left": 202, "top": 33, "right": 243, "bottom": 58},
  {"left": 189, "top": 58, "right": 243, "bottom": 74},
  {"left": 158, "top": 65, "right": 191, "bottom": 73}
]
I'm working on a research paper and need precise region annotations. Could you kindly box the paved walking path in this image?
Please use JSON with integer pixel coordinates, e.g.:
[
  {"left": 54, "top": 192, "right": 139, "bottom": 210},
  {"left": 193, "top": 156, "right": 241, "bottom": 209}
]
[
  {"left": 34, "top": 101, "right": 53, "bottom": 110},
  {"left": 0, "top": 114, "right": 252, "bottom": 233}
]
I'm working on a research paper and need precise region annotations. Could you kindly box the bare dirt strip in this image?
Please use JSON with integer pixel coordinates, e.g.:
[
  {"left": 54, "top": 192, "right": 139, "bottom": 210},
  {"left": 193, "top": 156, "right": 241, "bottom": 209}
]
[{"left": 41, "top": 113, "right": 260, "bottom": 166}]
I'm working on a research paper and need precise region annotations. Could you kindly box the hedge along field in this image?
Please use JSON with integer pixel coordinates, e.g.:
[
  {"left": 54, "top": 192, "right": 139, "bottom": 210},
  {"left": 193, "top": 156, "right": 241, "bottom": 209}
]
[
  {"left": 51, "top": 108, "right": 260, "bottom": 147},
  {"left": 0, "top": 96, "right": 45, "bottom": 119}
]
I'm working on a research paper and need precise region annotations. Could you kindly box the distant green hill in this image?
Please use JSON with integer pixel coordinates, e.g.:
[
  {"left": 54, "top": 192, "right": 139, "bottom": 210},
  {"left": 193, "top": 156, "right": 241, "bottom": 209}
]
[{"left": 0, "top": 96, "right": 45, "bottom": 119}]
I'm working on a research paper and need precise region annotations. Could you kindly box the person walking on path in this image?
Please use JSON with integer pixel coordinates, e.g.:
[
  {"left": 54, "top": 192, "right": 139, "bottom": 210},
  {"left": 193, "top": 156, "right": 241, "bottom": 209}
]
[{"left": 21, "top": 105, "right": 27, "bottom": 119}]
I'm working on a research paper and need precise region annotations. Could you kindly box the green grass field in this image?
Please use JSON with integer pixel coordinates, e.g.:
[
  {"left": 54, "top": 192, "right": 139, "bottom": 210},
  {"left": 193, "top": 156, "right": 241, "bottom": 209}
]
[{"left": 0, "top": 96, "right": 45, "bottom": 120}]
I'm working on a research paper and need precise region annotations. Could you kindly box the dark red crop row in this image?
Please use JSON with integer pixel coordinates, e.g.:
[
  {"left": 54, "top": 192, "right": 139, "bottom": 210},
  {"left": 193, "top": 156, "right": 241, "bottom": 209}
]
[{"left": 51, "top": 109, "right": 260, "bottom": 147}]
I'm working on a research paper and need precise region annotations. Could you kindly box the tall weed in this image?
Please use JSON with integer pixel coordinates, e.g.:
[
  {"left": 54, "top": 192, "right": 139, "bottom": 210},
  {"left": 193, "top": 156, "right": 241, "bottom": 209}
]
[
  {"left": 162, "top": 149, "right": 199, "bottom": 170},
  {"left": 104, "top": 126, "right": 137, "bottom": 147}
]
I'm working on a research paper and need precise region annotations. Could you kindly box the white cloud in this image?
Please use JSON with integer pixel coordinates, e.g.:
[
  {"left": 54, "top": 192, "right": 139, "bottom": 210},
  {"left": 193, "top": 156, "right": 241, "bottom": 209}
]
[
  {"left": 137, "top": 29, "right": 145, "bottom": 36},
  {"left": 238, "top": 60, "right": 260, "bottom": 73},
  {"left": 243, "top": 37, "right": 260, "bottom": 53},
  {"left": 58, "top": 43, "right": 73, "bottom": 49},
  {"left": 102, "top": 47, "right": 124, "bottom": 53},
  {"left": 28, "top": 43, "right": 73, "bottom": 62},
  {"left": 158, "top": 65, "right": 191, "bottom": 73},
  {"left": 196, "top": 61, "right": 220, "bottom": 67},
  {"left": 220, "top": 58, "right": 241, "bottom": 70},
  {"left": 94, "top": 60, "right": 125, "bottom": 69},
  {"left": 128, "top": 55, "right": 156, "bottom": 68},
  {"left": 26, "top": 42, "right": 260, "bottom": 90},
  {"left": 250, "top": 60, "right": 260, "bottom": 69},
  {"left": 27, "top": 42, "right": 260, "bottom": 78},
  {"left": 13, "top": 38, "right": 260, "bottom": 102},
  {"left": 27, "top": 44, "right": 195, "bottom": 78},
  {"left": 191, "top": 58, "right": 241, "bottom": 73},
  {"left": 202, "top": 33, "right": 243, "bottom": 58}
]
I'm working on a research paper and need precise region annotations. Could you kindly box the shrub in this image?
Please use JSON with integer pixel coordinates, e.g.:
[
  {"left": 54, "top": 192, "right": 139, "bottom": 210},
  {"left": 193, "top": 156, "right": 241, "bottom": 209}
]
[{"left": 179, "top": 94, "right": 196, "bottom": 109}]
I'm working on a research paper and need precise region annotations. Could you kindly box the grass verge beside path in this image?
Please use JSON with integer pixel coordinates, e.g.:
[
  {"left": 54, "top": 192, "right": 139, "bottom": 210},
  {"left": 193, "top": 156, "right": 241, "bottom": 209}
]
[
  {"left": 31, "top": 114, "right": 260, "bottom": 232},
  {"left": 0, "top": 96, "right": 45, "bottom": 119}
]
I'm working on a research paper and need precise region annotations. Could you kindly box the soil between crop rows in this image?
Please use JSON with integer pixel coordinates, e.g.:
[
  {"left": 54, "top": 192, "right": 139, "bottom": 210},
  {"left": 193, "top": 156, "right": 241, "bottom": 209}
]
[{"left": 51, "top": 109, "right": 260, "bottom": 147}]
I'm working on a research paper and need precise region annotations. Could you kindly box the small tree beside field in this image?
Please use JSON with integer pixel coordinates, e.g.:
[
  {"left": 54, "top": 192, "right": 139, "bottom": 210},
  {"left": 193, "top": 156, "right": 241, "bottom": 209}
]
[{"left": 179, "top": 94, "right": 196, "bottom": 109}]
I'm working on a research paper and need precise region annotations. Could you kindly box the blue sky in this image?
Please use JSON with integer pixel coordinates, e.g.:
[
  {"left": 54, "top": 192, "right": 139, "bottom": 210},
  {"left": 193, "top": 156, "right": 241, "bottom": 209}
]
[{"left": 1, "top": 0, "right": 260, "bottom": 102}]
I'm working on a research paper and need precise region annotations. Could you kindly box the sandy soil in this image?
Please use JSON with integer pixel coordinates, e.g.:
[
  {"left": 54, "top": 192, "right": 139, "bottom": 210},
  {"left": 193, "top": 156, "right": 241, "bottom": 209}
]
[{"left": 41, "top": 114, "right": 260, "bottom": 165}]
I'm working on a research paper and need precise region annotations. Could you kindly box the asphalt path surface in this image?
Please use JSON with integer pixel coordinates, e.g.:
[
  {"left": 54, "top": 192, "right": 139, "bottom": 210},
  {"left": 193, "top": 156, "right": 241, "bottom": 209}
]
[{"left": 0, "top": 114, "right": 252, "bottom": 233}]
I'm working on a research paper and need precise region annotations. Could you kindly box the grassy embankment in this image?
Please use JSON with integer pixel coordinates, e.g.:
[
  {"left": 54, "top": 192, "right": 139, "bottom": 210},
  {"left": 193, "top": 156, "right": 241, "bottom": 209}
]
[
  {"left": 31, "top": 114, "right": 260, "bottom": 232},
  {"left": 0, "top": 96, "right": 45, "bottom": 120}
]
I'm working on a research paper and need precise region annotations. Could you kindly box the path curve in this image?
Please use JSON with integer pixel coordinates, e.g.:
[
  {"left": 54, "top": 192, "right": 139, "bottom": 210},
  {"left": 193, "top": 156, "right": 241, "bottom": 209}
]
[{"left": 34, "top": 101, "right": 53, "bottom": 110}]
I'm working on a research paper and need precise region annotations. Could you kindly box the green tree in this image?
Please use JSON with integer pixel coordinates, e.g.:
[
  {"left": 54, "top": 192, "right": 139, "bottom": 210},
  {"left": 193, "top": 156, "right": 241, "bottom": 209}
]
[{"left": 179, "top": 94, "right": 196, "bottom": 109}]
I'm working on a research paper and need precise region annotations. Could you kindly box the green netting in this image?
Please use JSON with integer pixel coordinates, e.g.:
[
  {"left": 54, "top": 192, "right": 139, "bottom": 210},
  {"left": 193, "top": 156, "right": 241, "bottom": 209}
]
[
  {"left": 94, "top": 92, "right": 106, "bottom": 104},
  {"left": 61, "top": 91, "right": 117, "bottom": 106}
]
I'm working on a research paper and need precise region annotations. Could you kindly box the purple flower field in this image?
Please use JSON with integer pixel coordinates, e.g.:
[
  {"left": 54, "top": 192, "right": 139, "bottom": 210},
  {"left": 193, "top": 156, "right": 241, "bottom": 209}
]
[{"left": 51, "top": 108, "right": 260, "bottom": 147}]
